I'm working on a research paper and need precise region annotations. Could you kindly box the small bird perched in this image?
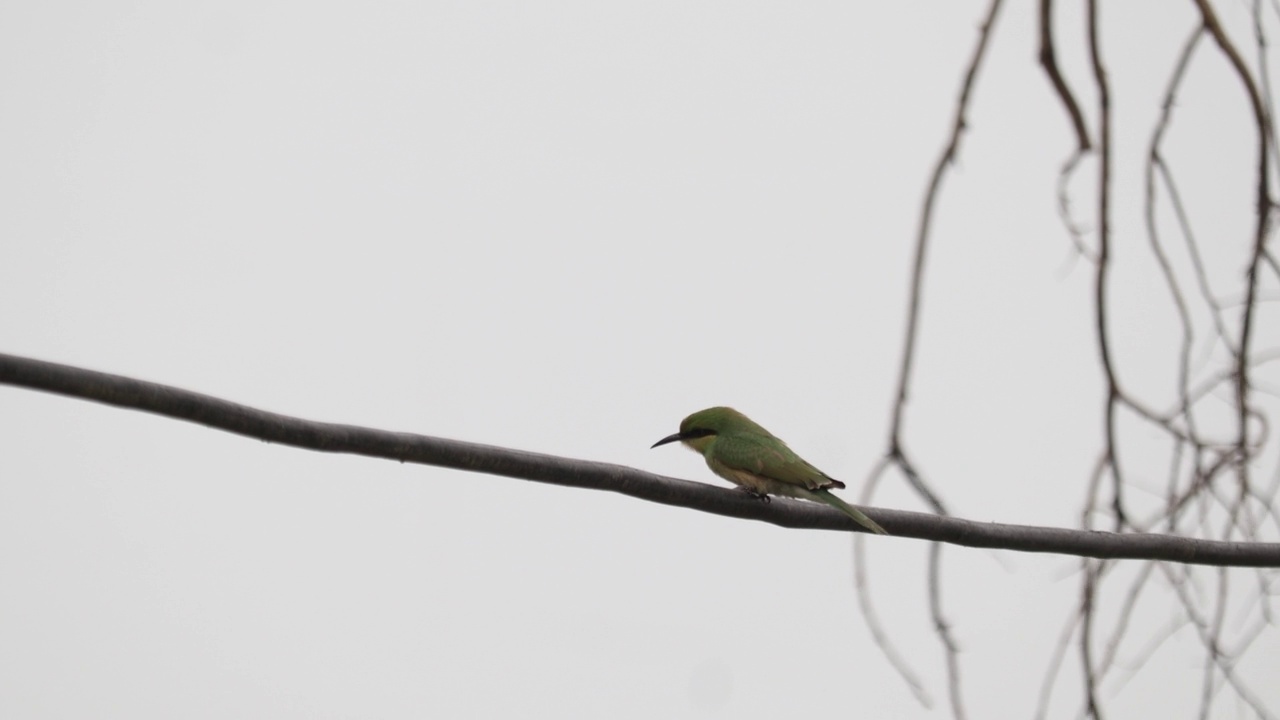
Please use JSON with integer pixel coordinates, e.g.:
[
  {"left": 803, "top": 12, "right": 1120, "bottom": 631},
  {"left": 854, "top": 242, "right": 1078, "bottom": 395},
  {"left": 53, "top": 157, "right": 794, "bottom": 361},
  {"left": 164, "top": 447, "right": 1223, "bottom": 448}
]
[{"left": 652, "top": 406, "right": 888, "bottom": 535}]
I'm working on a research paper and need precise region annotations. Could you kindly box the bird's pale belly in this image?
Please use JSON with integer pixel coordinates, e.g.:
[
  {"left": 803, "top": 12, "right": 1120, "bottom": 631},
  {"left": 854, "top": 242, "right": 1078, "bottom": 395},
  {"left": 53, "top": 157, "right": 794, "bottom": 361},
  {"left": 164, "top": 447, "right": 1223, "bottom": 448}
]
[{"left": 717, "top": 466, "right": 815, "bottom": 500}]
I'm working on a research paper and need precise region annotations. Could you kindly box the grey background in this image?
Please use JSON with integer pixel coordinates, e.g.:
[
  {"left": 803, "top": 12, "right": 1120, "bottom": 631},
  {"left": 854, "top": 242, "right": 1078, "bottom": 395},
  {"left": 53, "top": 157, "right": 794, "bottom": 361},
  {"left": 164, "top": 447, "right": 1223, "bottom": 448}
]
[{"left": 2, "top": 1, "right": 1275, "bottom": 717}]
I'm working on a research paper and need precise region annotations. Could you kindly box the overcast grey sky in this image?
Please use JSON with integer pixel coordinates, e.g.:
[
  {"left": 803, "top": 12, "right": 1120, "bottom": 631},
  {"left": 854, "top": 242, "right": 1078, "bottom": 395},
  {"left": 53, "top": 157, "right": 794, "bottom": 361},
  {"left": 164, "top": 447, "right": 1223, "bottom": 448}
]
[{"left": 2, "top": 1, "right": 1277, "bottom": 718}]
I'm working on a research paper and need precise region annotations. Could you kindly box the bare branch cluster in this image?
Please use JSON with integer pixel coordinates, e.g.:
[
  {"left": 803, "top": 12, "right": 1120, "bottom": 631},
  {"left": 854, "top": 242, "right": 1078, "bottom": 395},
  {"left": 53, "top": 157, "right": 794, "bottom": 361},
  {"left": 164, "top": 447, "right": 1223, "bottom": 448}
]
[{"left": 864, "top": 1, "right": 1280, "bottom": 718}]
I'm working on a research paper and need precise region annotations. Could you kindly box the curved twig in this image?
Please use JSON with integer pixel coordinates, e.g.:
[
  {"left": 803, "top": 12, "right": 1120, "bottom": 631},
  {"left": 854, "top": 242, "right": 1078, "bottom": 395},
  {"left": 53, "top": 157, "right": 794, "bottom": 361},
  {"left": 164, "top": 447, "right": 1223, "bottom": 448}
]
[
  {"left": 854, "top": 458, "right": 935, "bottom": 708},
  {"left": 1038, "top": 0, "right": 1093, "bottom": 153}
]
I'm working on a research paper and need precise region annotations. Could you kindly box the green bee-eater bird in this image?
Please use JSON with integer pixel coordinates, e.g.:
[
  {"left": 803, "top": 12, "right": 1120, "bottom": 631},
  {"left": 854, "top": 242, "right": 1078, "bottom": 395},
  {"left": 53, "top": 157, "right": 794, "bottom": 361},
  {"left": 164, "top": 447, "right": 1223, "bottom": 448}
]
[{"left": 652, "top": 406, "right": 888, "bottom": 535}]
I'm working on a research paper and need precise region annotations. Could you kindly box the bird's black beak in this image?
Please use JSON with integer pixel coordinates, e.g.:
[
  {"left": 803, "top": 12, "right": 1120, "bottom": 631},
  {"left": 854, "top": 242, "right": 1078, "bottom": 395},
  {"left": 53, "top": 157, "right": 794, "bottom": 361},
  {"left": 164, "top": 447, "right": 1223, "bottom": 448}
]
[{"left": 651, "top": 432, "right": 685, "bottom": 449}]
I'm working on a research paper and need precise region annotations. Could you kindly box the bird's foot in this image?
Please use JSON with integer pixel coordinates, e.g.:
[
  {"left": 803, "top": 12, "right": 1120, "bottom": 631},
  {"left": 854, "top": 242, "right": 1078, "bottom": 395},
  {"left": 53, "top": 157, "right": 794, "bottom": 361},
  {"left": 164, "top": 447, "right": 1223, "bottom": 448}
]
[{"left": 739, "top": 487, "right": 771, "bottom": 503}]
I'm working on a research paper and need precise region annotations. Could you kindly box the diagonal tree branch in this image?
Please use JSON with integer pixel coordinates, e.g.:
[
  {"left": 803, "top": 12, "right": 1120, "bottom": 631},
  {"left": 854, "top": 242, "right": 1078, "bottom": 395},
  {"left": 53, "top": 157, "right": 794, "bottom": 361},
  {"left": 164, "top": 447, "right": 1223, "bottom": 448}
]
[
  {"left": 882, "top": 4, "right": 1006, "bottom": 716},
  {"left": 2, "top": 351, "right": 1279, "bottom": 567},
  {"left": 1038, "top": 0, "right": 1092, "bottom": 153}
]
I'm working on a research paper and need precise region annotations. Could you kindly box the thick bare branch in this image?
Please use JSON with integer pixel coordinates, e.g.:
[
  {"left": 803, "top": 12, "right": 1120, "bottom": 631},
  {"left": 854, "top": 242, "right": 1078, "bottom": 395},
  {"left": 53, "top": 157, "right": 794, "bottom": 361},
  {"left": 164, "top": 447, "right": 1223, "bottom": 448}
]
[{"left": 2, "top": 351, "right": 1279, "bottom": 566}]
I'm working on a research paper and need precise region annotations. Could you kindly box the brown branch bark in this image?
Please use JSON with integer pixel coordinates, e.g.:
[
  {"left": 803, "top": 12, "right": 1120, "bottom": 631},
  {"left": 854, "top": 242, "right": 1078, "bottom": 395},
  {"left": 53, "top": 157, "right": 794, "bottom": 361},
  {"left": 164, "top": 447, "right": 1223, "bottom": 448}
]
[{"left": 1038, "top": 0, "right": 1092, "bottom": 152}]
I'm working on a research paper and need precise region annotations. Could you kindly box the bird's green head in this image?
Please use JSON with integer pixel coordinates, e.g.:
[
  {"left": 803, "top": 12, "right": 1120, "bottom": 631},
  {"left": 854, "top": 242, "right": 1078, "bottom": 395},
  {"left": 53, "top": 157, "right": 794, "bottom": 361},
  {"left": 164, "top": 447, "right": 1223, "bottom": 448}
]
[{"left": 651, "top": 406, "right": 761, "bottom": 453}]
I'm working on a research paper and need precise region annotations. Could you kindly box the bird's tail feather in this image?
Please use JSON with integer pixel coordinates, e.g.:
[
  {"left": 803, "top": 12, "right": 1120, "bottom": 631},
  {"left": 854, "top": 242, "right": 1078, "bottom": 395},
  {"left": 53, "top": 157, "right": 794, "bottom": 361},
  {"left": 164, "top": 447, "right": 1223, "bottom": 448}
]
[{"left": 810, "top": 489, "right": 888, "bottom": 535}]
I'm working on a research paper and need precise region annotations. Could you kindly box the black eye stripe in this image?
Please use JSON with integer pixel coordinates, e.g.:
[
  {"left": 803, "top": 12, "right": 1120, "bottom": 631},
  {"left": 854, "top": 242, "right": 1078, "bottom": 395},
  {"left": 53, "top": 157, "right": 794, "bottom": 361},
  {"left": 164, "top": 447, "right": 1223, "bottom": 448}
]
[{"left": 684, "top": 428, "right": 716, "bottom": 439}]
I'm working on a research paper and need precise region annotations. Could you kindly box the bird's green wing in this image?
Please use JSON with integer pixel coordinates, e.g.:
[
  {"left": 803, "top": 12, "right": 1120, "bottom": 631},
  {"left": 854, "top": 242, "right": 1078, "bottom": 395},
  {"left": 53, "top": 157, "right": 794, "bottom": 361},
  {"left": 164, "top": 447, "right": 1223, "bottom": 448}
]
[
  {"left": 712, "top": 434, "right": 887, "bottom": 535},
  {"left": 809, "top": 488, "right": 888, "bottom": 535},
  {"left": 712, "top": 432, "right": 839, "bottom": 490}
]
